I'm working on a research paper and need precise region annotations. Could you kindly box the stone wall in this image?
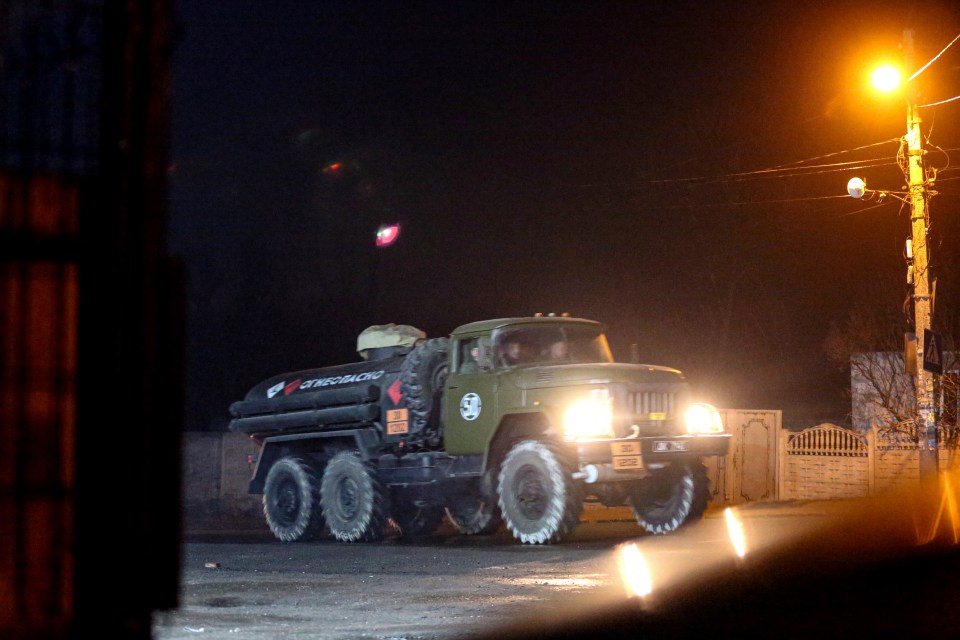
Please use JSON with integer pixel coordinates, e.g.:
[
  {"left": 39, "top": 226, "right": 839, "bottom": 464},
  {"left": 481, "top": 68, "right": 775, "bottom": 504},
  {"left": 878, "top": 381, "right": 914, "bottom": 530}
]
[{"left": 182, "top": 432, "right": 263, "bottom": 531}]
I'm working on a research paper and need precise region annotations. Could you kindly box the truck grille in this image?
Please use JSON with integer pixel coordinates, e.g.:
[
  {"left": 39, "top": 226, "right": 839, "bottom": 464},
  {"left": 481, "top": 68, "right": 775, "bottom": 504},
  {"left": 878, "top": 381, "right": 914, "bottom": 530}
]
[{"left": 630, "top": 391, "right": 677, "bottom": 417}]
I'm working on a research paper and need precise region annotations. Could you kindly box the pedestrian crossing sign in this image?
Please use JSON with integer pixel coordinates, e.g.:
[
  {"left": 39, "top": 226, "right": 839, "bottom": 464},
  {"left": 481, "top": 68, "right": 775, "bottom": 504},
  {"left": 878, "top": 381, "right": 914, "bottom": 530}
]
[{"left": 923, "top": 329, "right": 943, "bottom": 375}]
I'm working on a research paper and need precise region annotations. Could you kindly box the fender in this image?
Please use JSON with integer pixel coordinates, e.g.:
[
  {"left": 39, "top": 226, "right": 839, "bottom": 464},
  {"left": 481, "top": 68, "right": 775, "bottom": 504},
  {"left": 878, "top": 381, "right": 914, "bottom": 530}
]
[{"left": 248, "top": 428, "right": 381, "bottom": 494}]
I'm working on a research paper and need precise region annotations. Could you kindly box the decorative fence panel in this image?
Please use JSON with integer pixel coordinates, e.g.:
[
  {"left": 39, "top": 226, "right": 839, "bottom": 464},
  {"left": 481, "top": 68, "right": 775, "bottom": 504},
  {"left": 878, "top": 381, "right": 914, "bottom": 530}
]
[
  {"left": 780, "top": 423, "right": 960, "bottom": 501},
  {"left": 779, "top": 424, "right": 869, "bottom": 500},
  {"left": 873, "top": 428, "right": 920, "bottom": 495}
]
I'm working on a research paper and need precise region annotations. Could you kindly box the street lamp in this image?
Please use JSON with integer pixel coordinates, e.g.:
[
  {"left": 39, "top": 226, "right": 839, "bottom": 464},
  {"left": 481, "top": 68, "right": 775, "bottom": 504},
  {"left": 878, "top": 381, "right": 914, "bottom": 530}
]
[
  {"left": 846, "top": 177, "right": 866, "bottom": 199},
  {"left": 870, "top": 64, "right": 902, "bottom": 93},
  {"left": 853, "top": 30, "right": 938, "bottom": 482}
]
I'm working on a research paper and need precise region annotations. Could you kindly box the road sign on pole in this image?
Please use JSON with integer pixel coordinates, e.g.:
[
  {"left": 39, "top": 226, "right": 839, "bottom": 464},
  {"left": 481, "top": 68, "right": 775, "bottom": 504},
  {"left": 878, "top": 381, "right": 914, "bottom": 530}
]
[{"left": 923, "top": 329, "right": 943, "bottom": 375}]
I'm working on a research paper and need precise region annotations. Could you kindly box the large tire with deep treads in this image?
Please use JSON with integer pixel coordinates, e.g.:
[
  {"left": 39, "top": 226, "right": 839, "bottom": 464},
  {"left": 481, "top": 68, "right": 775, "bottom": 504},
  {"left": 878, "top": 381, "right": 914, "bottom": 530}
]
[
  {"left": 399, "top": 337, "right": 449, "bottom": 436},
  {"left": 445, "top": 493, "right": 503, "bottom": 535},
  {"left": 628, "top": 460, "right": 710, "bottom": 535},
  {"left": 497, "top": 440, "right": 583, "bottom": 544},
  {"left": 320, "top": 451, "right": 388, "bottom": 542},
  {"left": 262, "top": 456, "right": 326, "bottom": 542}
]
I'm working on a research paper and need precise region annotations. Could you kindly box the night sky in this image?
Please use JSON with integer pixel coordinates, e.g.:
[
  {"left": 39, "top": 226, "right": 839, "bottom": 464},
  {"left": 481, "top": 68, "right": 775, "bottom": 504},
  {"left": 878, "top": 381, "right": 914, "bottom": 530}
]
[{"left": 168, "top": 1, "right": 960, "bottom": 430}]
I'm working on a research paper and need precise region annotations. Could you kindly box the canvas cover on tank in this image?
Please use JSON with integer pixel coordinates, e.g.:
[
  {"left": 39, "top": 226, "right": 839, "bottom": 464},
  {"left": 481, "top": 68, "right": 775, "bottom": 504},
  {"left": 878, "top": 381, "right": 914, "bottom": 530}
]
[{"left": 357, "top": 323, "right": 425, "bottom": 358}]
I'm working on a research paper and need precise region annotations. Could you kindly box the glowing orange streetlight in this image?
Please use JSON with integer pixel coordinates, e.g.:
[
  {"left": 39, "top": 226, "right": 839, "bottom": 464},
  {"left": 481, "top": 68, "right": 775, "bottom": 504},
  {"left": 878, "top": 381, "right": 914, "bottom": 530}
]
[{"left": 870, "top": 64, "right": 902, "bottom": 93}]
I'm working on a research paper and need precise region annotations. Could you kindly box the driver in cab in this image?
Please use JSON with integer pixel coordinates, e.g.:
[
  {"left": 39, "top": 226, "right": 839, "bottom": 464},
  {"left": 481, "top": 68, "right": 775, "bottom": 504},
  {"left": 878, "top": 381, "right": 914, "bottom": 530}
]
[{"left": 497, "top": 338, "right": 529, "bottom": 367}]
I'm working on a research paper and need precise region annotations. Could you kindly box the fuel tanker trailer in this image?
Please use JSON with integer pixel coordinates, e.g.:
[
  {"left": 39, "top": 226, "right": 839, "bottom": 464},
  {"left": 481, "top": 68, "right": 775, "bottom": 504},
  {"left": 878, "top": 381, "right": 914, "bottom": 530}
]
[{"left": 229, "top": 317, "right": 731, "bottom": 544}]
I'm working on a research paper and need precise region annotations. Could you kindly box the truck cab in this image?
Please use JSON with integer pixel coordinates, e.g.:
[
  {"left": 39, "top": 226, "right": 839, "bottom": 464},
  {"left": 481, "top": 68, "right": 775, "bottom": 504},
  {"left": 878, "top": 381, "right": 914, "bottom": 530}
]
[{"left": 439, "top": 316, "right": 730, "bottom": 542}]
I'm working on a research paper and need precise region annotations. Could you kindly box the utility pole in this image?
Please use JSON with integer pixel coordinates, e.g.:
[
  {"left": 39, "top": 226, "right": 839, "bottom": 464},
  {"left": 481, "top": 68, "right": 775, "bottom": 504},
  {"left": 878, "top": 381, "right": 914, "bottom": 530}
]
[{"left": 903, "top": 29, "right": 938, "bottom": 482}]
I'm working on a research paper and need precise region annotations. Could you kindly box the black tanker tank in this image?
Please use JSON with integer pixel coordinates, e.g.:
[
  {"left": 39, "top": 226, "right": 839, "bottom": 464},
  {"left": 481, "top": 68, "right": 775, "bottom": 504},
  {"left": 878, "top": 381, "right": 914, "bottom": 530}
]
[
  {"left": 228, "top": 355, "right": 404, "bottom": 438},
  {"left": 228, "top": 324, "right": 449, "bottom": 447}
]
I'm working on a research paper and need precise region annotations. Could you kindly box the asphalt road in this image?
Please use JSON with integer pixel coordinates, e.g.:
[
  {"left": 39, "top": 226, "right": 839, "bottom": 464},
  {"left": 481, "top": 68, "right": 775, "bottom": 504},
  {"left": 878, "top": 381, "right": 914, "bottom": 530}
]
[
  {"left": 152, "top": 519, "right": 646, "bottom": 640},
  {"left": 153, "top": 492, "right": 960, "bottom": 640},
  {"left": 151, "top": 502, "right": 851, "bottom": 640}
]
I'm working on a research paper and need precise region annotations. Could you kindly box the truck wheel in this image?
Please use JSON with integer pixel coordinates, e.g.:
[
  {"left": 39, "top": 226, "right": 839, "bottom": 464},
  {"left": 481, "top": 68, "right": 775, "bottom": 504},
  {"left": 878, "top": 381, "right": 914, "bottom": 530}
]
[
  {"left": 629, "top": 461, "right": 710, "bottom": 535},
  {"left": 497, "top": 440, "right": 583, "bottom": 544},
  {"left": 391, "top": 500, "right": 445, "bottom": 538},
  {"left": 445, "top": 496, "right": 502, "bottom": 535},
  {"left": 320, "top": 451, "right": 388, "bottom": 542},
  {"left": 400, "top": 337, "right": 449, "bottom": 434},
  {"left": 262, "top": 456, "right": 325, "bottom": 542}
]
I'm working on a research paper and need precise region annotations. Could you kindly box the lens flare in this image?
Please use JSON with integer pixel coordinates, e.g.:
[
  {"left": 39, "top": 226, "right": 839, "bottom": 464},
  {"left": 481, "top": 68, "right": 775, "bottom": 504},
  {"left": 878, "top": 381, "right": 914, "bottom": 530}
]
[
  {"left": 725, "top": 507, "right": 748, "bottom": 558},
  {"left": 618, "top": 543, "right": 653, "bottom": 598},
  {"left": 375, "top": 223, "right": 401, "bottom": 247},
  {"left": 917, "top": 471, "right": 960, "bottom": 545}
]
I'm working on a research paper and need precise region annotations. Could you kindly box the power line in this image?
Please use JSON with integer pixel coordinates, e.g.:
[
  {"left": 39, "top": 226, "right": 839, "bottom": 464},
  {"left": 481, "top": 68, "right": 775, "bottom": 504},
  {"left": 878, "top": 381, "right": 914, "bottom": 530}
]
[
  {"left": 908, "top": 32, "right": 960, "bottom": 82},
  {"left": 678, "top": 159, "right": 899, "bottom": 185},
  {"left": 838, "top": 199, "right": 900, "bottom": 218},
  {"left": 574, "top": 157, "right": 899, "bottom": 191},
  {"left": 919, "top": 94, "right": 960, "bottom": 108},
  {"left": 664, "top": 193, "right": 852, "bottom": 209},
  {"left": 769, "top": 139, "right": 900, "bottom": 168},
  {"left": 573, "top": 138, "right": 906, "bottom": 192}
]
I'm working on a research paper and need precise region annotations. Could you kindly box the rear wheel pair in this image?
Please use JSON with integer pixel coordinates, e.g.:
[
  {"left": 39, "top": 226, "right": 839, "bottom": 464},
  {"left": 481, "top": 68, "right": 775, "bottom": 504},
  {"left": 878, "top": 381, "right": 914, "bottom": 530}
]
[{"left": 263, "top": 452, "right": 387, "bottom": 542}]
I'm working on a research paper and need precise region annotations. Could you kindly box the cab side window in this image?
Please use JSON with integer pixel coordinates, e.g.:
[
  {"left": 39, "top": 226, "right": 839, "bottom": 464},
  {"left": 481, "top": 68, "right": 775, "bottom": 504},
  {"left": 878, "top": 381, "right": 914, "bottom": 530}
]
[
  {"left": 458, "top": 339, "right": 477, "bottom": 373},
  {"left": 458, "top": 337, "right": 491, "bottom": 373}
]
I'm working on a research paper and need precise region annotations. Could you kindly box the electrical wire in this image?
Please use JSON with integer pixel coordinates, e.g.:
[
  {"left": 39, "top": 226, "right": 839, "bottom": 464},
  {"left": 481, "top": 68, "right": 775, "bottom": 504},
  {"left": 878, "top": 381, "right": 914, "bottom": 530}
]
[
  {"left": 908, "top": 32, "right": 960, "bottom": 82},
  {"left": 837, "top": 199, "right": 900, "bottom": 218},
  {"left": 665, "top": 193, "right": 852, "bottom": 208},
  {"left": 918, "top": 95, "right": 960, "bottom": 108},
  {"left": 574, "top": 139, "right": 906, "bottom": 191},
  {"left": 569, "top": 138, "right": 949, "bottom": 210},
  {"left": 701, "top": 159, "right": 898, "bottom": 182},
  {"left": 618, "top": 156, "right": 899, "bottom": 188},
  {"left": 910, "top": 32, "right": 960, "bottom": 109},
  {"left": 768, "top": 139, "right": 901, "bottom": 169}
]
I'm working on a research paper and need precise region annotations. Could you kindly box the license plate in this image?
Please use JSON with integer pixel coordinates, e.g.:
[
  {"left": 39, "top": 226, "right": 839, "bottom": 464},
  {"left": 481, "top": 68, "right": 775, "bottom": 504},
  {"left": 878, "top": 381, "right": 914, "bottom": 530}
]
[
  {"left": 611, "top": 442, "right": 643, "bottom": 470},
  {"left": 613, "top": 455, "right": 643, "bottom": 470},
  {"left": 611, "top": 442, "right": 640, "bottom": 456},
  {"left": 653, "top": 440, "right": 688, "bottom": 452},
  {"left": 386, "top": 408, "right": 409, "bottom": 435}
]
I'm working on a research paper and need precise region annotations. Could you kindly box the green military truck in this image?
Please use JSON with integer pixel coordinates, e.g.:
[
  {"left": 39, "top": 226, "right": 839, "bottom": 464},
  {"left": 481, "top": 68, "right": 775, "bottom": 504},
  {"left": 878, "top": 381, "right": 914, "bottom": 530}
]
[{"left": 228, "top": 315, "right": 730, "bottom": 544}]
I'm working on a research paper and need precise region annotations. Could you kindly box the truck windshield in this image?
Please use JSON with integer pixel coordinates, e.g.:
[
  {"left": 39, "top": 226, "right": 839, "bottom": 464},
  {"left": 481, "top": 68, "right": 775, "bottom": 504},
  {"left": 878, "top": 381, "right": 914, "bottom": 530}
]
[{"left": 494, "top": 325, "right": 614, "bottom": 367}]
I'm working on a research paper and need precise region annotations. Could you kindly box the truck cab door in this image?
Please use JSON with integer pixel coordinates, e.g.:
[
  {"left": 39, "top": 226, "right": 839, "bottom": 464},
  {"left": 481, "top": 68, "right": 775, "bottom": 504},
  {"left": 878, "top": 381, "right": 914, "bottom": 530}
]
[{"left": 443, "top": 336, "right": 498, "bottom": 455}]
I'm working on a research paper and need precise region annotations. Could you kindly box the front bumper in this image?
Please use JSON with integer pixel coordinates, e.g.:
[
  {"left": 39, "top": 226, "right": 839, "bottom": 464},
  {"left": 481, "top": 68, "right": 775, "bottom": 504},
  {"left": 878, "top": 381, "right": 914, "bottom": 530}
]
[{"left": 571, "top": 433, "right": 731, "bottom": 482}]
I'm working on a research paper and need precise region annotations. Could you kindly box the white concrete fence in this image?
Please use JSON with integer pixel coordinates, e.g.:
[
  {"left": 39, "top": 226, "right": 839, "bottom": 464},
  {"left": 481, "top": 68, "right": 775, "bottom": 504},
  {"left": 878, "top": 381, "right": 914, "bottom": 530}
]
[{"left": 779, "top": 423, "right": 960, "bottom": 500}]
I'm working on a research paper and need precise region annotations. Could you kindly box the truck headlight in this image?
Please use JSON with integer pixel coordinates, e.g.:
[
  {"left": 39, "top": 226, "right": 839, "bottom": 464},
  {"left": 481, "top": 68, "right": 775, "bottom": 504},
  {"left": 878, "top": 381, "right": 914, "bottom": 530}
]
[
  {"left": 563, "top": 390, "right": 613, "bottom": 440},
  {"left": 685, "top": 403, "right": 724, "bottom": 434}
]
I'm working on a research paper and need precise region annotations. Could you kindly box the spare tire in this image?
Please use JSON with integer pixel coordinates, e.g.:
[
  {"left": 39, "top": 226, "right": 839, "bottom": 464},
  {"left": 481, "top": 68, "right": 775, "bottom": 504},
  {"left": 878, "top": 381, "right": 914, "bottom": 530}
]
[{"left": 399, "top": 337, "right": 449, "bottom": 436}]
